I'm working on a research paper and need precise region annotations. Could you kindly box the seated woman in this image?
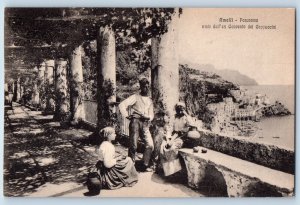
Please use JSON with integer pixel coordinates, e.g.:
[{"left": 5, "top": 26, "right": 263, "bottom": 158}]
[
  {"left": 160, "top": 102, "right": 200, "bottom": 176},
  {"left": 95, "top": 127, "right": 138, "bottom": 190}
]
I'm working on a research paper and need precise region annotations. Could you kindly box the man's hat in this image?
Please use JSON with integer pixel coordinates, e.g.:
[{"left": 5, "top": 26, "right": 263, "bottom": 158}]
[{"left": 139, "top": 77, "right": 150, "bottom": 86}]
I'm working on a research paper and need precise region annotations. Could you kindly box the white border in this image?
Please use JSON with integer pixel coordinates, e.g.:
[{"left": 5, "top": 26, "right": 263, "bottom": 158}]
[{"left": 0, "top": 1, "right": 298, "bottom": 205}]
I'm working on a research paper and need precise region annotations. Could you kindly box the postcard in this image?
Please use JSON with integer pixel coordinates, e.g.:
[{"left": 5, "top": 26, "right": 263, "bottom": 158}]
[{"left": 4, "top": 8, "right": 295, "bottom": 197}]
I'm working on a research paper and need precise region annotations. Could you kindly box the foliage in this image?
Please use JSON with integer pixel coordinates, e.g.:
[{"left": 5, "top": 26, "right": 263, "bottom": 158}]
[
  {"left": 53, "top": 63, "right": 71, "bottom": 122},
  {"left": 97, "top": 77, "right": 116, "bottom": 129},
  {"left": 81, "top": 39, "right": 150, "bottom": 101},
  {"left": 179, "top": 66, "right": 213, "bottom": 127},
  {"left": 38, "top": 81, "right": 46, "bottom": 108},
  {"left": 38, "top": 78, "right": 56, "bottom": 109},
  {"left": 6, "top": 7, "right": 181, "bottom": 106},
  {"left": 116, "top": 49, "right": 139, "bottom": 85},
  {"left": 69, "top": 71, "right": 85, "bottom": 119},
  {"left": 116, "top": 46, "right": 151, "bottom": 85},
  {"left": 5, "top": 8, "right": 181, "bottom": 66},
  {"left": 81, "top": 41, "right": 97, "bottom": 100}
]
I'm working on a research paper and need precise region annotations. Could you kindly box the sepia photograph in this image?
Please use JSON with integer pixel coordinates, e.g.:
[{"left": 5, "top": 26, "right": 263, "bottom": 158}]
[{"left": 3, "top": 8, "right": 295, "bottom": 197}]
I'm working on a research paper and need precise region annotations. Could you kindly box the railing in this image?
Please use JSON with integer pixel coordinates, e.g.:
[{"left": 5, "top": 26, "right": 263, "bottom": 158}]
[{"left": 118, "top": 111, "right": 130, "bottom": 136}]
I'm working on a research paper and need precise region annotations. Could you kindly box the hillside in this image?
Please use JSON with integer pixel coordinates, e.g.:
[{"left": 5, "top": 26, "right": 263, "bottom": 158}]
[
  {"left": 179, "top": 64, "right": 239, "bottom": 127},
  {"left": 180, "top": 62, "right": 258, "bottom": 86}
]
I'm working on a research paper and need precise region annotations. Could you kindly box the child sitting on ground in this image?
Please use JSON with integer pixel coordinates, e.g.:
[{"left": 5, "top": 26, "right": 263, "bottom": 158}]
[{"left": 87, "top": 127, "right": 138, "bottom": 195}]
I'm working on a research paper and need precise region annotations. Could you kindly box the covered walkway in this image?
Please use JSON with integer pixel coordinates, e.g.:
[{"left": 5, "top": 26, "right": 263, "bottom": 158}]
[{"left": 4, "top": 103, "right": 203, "bottom": 197}]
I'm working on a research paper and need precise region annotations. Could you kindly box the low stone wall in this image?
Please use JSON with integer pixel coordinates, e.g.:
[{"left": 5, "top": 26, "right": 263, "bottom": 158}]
[
  {"left": 187, "top": 130, "right": 294, "bottom": 174},
  {"left": 179, "top": 148, "right": 294, "bottom": 197},
  {"left": 82, "top": 100, "right": 130, "bottom": 136},
  {"left": 82, "top": 100, "right": 97, "bottom": 124}
]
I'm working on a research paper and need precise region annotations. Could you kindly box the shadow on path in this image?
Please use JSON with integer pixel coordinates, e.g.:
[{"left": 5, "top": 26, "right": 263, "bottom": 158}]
[{"left": 4, "top": 104, "right": 96, "bottom": 196}]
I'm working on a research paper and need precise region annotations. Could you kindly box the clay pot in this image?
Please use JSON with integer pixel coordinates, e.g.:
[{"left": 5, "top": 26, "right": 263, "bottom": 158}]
[{"left": 187, "top": 130, "right": 201, "bottom": 139}]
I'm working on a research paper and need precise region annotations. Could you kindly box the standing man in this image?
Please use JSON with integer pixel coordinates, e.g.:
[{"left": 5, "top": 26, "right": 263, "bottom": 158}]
[{"left": 119, "top": 78, "right": 154, "bottom": 172}]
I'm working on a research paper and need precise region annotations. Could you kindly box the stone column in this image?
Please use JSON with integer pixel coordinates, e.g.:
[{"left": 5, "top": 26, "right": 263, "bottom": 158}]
[
  {"left": 11, "top": 81, "right": 15, "bottom": 95},
  {"left": 16, "top": 78, "right": 21, "bottom": 102},
  {"left": 44, "top": 60, "right": 55, "bottom": 114},
  {"left": 8, "top": 82, "right": 13, "bottom": 104},
  {"left": 32, "top": 82, "right": 40, "bottom": 108},
  {"left": 12, "top": 80, "right": 18, "bottom": 102},
  {"left": 97, "top": 26, "right": 116, "bottom": 129},
  {"left": 20, "top": 85, "right": 24, "bottom": 104},
  {"left": 38, "top": 62, "right": 46, "bottom": 83},
  {"left": 45, "top": 60, "right": 54, "bottom": 84},
  {"left": 54, "top": 59, "right": 69, "bottom": 121},
  {"left": 31, "top": 66, "right": 38, "bottom": 106},
  {"left": 70, "top": 46, "right": 85, "bottom": 125},
  {"left": 38, "top": 62, "right": 46, "bottom": 109},
  {"left": 151, "top": 10, "right": 180, "bottom": 122}
]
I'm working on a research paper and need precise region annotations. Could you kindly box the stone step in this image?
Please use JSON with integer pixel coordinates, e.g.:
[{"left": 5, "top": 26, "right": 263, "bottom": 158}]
[{"left": 179, "top": 147, "right": 294, "bottom": 197}]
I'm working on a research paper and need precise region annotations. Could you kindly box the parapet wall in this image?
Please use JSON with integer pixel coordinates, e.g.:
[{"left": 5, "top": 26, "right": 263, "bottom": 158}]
[{"left": 188, "top": 130, "right": 294, "bottom": 174}]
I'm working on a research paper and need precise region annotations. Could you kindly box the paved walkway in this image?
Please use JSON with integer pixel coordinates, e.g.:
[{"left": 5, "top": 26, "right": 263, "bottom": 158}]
[{"left": 4, "top": 103, "right": 203, "bottom": 197}]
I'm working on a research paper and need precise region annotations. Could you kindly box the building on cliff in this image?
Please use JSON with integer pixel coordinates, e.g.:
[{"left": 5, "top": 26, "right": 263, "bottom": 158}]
[{"left": 208, "top": 97, "right": 259, "bottom": 136}]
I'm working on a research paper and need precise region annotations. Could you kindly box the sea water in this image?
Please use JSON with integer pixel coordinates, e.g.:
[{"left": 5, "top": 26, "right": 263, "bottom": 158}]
[{"left": 242, "top": 85, "right": 294, "bottom": 150}]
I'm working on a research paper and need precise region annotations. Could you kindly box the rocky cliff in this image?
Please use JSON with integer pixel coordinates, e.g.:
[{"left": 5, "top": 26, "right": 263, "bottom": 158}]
[
  {"left": 179, "top": 64, "right": 238, "bottom": 127},
  {"left": 261, "top": 101, "right": 291, "bottom": 117}
]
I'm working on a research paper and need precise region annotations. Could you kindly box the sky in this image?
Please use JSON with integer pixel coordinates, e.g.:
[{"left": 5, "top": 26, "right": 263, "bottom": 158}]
[{"left": 178, "top": 8, "right": 295, "bottom": 85}]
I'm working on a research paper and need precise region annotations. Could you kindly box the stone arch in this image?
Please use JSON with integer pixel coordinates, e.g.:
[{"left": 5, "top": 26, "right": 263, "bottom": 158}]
[{"left": 197, "top": 164, "right": 228, "bottom": 197}]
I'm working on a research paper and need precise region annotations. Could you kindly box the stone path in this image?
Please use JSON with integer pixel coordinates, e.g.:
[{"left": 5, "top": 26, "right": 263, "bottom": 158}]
[{"left": 4, "top": 103, "right": 204, "bottom": 197}]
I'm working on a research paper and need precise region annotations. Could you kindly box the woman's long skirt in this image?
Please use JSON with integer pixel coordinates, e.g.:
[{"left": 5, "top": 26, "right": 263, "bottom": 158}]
[{"left": 98, "top": 157, "right": 138, "bottom": 190}]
